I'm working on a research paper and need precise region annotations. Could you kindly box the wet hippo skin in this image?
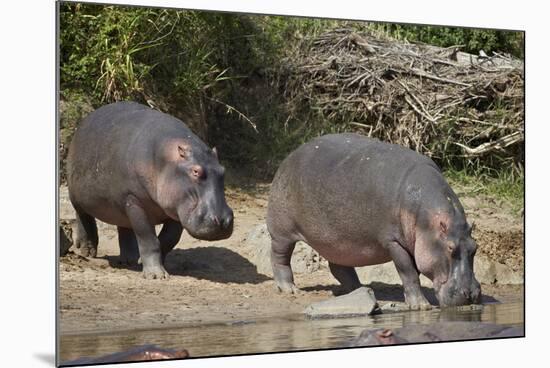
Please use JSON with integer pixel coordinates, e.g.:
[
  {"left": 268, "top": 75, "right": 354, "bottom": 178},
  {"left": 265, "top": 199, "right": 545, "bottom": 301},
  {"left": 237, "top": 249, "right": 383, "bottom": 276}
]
[
  {"left": 352, "top": 321, "right": 524, "bottom": 345},
  {"left": 61, "top": 345, "right": 189, "bottom": 365}
]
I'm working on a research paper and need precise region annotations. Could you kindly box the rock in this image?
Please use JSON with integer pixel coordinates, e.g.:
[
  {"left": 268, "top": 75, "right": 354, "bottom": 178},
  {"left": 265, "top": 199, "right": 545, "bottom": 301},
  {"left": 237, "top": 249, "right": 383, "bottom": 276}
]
[
  {"left": 59, "top": 186, "right": 76, "bottom": 220},
  {"left": 493, "top": 261, "right": 523, "bottom": 284},
  {"left": 304, "top": 287, "right": 379, "bottom": 318},
  {"left": 357, "top": 263, "right": 433, "bottom": 287},
  {"left": 357, "top": 263, "right": 400, "bottom": 285},
  {"left": 474, "top": 255, "right": 523, "bottom": 285},
  {"left": 379, "top": 302, "right": 411, "bottom": 313},
  {"left": 244, "top": 224, "right": 326, "bottom": 276}
]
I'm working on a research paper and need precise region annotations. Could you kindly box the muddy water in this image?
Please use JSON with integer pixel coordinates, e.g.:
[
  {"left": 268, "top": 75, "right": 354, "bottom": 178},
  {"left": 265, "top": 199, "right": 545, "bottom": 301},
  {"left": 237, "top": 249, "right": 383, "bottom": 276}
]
[{"left": 59, "top": 295, "right": 523, "bottom": 363}]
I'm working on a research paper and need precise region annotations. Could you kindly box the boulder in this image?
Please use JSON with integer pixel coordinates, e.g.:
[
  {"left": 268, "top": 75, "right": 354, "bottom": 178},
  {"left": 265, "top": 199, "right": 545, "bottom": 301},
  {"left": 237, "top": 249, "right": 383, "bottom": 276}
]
[
  {"left": 244, "top": 224, "right": 326, "bottom": 276},
  {"left": 474, "top": 255, "right": 523, "bottom": 285},
  {"left": 304, "top": 287, "right": 379, "bottom": 318}
]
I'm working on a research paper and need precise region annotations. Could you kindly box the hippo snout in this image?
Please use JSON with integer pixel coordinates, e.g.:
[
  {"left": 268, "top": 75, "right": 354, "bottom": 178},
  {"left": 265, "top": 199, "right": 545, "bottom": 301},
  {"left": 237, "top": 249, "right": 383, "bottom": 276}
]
[
  {"left": 183, "top": 205, "right": 234, "bottom": 241},
  {"left": 208, "top": 208, "right": 234, "bottom": 230},
  {"left": 470, "top": 280, "right": 482, "bottom": 304},
  {"left": 437, "top": 279, "right": 482, "bottom": 307}
]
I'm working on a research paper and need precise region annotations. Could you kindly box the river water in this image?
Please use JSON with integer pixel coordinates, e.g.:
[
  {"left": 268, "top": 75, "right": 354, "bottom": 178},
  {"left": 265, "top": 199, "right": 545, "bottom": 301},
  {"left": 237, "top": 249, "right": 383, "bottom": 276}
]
[{"left": 59, "top": 294, "right": 523, "bottom": 363}]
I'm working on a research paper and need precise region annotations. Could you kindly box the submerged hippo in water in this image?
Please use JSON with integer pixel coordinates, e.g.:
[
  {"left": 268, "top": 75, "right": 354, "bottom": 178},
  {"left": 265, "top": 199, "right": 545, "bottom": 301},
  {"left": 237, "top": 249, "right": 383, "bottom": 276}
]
[
  {"left": 267, "top": 133, "right": 481, "bottom": 308},
  {"left": 62, "top": 345, "right": 189, "bottom": 365},
  {"left": 67, "top": 101, "right": 233, "bottom": 279},
  {"left": 352, "top": 322, "right": 523, "bottom": 346}
]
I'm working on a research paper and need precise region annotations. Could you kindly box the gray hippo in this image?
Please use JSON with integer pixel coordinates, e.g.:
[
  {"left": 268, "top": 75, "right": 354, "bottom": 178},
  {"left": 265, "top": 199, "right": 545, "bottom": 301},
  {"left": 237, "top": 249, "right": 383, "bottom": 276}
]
[
  {"left": 267, "top": 133, "right": 481, "bottom": 308},
  {"left": 67, "top": 101, "right": 233, "bottom": 279},
  {"left": 352, "top": 322, "right": 523, "bottom": 346},
  {"left": 62, "top": 345, "right": 189, "bottom": 365}
]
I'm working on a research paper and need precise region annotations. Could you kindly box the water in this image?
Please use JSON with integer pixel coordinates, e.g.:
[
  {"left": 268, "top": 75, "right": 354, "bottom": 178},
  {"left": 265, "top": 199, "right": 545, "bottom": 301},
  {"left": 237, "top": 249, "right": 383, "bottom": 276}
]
[{"left": 59, "top": 299, "right": 523, "bottom": 363}]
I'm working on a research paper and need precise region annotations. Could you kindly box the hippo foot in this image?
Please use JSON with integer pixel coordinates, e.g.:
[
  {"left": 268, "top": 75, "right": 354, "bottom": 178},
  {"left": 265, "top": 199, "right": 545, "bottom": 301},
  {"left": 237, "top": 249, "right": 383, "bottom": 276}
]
[
  {"left": 404, "top": 293, "right": 432, "bottom": 311},
  {"left": 118, "top": 255, "right": 140, "bottom": 266},
  {"left": 276, "top": 282, "right": 300, "bottom": 294},
  {"left": 143, "top": 266, "right": 170, "bottom": 280},
  {"left": 405, "top": 298, "right": 432, "bottom": 311},
  {"left": 408, "top": 302, "right": 432, "bottom": 311},
  {"left": 77, "top": 244, "right": 97, "bottom": 258}
]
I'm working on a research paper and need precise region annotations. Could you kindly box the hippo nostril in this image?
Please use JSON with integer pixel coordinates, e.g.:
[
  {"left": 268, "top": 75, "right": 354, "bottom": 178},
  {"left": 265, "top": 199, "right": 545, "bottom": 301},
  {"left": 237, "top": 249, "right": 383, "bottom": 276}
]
[
  {"left": 211, "top": 215, "right": 220, "bottom": 226},
  {"left": 221, "top": 209, "right": 234, "bottom": 228},
  {"left": 471, "top": 288, "right": 481, "bottom": 303}
]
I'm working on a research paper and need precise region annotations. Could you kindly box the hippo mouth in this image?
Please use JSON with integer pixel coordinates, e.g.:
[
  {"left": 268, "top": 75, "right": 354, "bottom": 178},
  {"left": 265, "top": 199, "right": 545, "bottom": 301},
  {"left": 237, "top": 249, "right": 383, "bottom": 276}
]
[
  {"left": 180, "top": 209, "right": 234, "bottom": 241},
  {"left": 177, "top": 197, "right": 234, "bottom": 241},
  {"left": 185, "top": 222, "right": 233, "bottom": 241},
  {"left": 435, "top": 280, "right": 482, "bottom": 307}
]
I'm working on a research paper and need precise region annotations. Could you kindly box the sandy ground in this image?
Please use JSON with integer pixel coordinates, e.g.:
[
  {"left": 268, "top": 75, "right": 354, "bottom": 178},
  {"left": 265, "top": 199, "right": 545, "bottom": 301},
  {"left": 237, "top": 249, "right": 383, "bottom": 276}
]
[{"left": 59, "top": 180, "right": 524, "bottom": 334}]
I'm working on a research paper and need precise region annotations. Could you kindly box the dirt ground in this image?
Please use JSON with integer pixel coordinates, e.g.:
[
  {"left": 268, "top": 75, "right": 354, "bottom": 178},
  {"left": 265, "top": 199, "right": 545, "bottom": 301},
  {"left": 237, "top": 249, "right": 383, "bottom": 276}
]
[{"left": 59, "top": 180, "right": 524, "bottom": 334}]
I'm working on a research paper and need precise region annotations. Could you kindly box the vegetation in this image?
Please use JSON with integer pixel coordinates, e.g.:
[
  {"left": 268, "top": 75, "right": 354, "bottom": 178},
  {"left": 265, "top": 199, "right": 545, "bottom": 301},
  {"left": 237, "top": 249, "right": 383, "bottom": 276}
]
[
  {"left": 367, "top": 23, "right": 524, "bottom": 58},
  {"left": 445, "top": 168, "right": 524, "bottom": 214},
  {"left": 59, "top": 2, "right": 524, "bottom": 203}
]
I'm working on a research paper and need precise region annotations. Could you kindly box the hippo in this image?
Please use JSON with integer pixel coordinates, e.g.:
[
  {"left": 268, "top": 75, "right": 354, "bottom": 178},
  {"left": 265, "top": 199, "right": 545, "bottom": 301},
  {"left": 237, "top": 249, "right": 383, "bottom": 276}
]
[
  {"left": 266, "top": 133, "right": 481, "bottom": 308},
  {"left": 61, "top": 345, "right": 189, "bottom": 365},
  {"left": 352, "top": 322, "right": 524, "bottom": 346},
  {"left": 67, "top": 101, "right": 233, "bottom": 279}
]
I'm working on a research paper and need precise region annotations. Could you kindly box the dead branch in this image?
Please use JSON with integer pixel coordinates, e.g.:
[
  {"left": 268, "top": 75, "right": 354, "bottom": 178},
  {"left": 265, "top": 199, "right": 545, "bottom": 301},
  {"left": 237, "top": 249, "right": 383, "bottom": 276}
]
[{"left": 277, "top": 27, "right": 524, "bottom": 167}]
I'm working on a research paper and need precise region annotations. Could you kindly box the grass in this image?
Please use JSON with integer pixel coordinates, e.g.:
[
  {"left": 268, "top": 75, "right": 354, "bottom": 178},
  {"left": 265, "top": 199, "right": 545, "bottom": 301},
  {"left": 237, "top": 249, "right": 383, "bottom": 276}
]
[{"left": 444, "top": 168, "right": 524, "bottom": 215}]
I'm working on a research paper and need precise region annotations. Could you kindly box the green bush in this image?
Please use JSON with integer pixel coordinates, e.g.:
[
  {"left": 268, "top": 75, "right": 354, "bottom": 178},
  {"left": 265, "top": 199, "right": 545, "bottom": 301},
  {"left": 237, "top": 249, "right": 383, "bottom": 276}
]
[
  {"left": 60, "top": 3, "right": 523, "bottom": 184},
  {"left": 367, "top": 23, "right": 524, "bottom": 58}
]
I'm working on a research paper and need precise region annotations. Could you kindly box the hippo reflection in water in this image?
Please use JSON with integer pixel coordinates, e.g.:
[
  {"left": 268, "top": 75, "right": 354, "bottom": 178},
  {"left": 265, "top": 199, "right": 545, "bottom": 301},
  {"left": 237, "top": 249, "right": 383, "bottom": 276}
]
[{"left": 267, "top": 133, "right": 481, "bottom": 308}]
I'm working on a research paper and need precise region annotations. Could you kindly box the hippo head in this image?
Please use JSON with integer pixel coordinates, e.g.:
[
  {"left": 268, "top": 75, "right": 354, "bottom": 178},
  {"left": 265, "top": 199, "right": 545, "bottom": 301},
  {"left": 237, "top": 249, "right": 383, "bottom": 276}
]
[
  {"left": 157, "top": 140, "right": 233, "bottom": 241},
  {"left": 415, "top": 208, "right": 481, "bottom": 307}
]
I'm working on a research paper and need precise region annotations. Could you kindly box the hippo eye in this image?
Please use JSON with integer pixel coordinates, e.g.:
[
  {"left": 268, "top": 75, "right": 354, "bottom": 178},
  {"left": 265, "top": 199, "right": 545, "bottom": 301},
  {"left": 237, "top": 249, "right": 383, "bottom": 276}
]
[{"left": 447, "top": 243, "right": 457, "bottom": 256}]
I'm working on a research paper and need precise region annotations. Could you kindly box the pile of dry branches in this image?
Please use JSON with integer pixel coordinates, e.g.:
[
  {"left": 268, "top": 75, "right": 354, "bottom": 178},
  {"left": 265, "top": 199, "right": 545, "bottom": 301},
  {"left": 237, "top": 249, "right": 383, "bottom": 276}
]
[{"left": 279, "top": 28, "right": 524, "bottom": 168}]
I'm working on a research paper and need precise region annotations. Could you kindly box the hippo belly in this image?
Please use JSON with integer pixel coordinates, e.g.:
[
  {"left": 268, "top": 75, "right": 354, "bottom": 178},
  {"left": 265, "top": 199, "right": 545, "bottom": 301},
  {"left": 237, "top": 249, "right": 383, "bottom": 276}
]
[
  {"left": 69, "top": 186, "right": 168, "bottom": 229},
  {"left": 303, "top": 237, "right": 392, "bottom": 267}
]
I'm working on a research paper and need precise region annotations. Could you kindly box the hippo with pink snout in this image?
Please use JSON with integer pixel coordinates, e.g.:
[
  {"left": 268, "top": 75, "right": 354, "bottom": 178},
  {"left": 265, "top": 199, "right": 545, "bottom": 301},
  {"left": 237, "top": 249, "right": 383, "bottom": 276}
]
[
  {"left": 267, "top": 133, "right": 481, "bottom": 309},
  {"left": 67, "top": 102, "right": 234, "bottom": 279}
]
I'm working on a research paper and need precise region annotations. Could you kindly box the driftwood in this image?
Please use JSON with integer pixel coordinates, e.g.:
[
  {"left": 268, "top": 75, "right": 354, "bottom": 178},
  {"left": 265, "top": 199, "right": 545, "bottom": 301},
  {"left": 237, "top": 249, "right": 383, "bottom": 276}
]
[
  {"left": 453, "top": 131, "right": 524, "bottom": 157},
  {"left": 278, "top": 28, "right": 524, "bottom": 167}
]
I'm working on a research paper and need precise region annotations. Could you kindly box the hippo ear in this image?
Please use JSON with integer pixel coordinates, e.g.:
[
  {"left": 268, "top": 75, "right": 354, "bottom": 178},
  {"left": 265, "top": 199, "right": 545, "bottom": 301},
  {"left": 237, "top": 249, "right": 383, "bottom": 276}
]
[
  {"left": 439, "top": 221, "right": 448, "bottom": 237},
  {"left": 212, "top": 147, "right": 218, "bottom": 159},
  {"left": 178, "top": 145, "right": 191, "bottom": 160}
]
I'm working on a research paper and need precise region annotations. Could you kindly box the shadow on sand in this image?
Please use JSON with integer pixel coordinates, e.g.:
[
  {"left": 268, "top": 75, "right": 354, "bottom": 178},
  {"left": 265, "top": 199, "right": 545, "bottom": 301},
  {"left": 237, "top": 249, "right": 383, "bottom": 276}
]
[{"left": 106, "top": 246, "right": 270, "bottom": 284}]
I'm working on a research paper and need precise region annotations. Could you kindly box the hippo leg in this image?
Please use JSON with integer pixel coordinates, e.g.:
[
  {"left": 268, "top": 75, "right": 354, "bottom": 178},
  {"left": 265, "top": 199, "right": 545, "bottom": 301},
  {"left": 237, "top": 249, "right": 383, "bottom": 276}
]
[
  {"left": 271, "top": 238, "right": 299, "bottom": 294},
  {"left": 328, "top": 262, "right": 362, "bottom": 295},
  {"left": 125, "top": 196, "right": 169, "bottom": 280},
  {"left": 117, "top": 227, "right": 140, "bottom": 266},
  {"left": 73, "top": 209, "right": 98, "bottom": 258},
  {"left": 386, "top": 241, "right": 431, "bottom": 310},
  {"left": 158, "top": 220, "right": 183, "bottom": 262}
]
